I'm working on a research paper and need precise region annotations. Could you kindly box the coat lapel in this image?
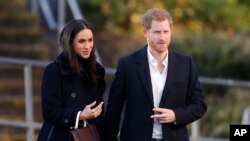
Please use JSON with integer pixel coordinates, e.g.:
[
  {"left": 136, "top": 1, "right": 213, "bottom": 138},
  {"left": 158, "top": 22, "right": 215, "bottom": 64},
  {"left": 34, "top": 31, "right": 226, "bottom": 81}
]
[
  {"left": 136, "top": 46, "right": 154, "bottom": 101},
  {"left": 160, "top": 51, "right": 175, "bottom": 106}
]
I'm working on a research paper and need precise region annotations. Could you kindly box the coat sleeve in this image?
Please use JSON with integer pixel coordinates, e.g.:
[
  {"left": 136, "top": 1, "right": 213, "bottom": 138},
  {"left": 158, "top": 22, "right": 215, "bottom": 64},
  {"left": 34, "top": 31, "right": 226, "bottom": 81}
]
[
  {"left": 103, "top": 58, "right": 127, "bottom": 141},
  {"left": 41, "top": 63, "right": 78, "bottom": 127},
  {"left": 173, "top": 57, "right": 207, "bottom": 126}
]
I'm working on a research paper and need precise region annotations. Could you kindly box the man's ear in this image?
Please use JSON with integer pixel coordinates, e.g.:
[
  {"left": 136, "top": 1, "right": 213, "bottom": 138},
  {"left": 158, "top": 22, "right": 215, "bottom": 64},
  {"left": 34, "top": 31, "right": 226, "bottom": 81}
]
[{"left": 143, "top": 28, "right": 148, "bottom": 37}]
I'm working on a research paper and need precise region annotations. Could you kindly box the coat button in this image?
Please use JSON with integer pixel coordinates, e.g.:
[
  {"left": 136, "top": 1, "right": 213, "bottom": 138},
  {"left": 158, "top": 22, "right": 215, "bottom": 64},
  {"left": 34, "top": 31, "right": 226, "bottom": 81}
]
[
  {"left": 64, "top": 119, "right": 69, "bottom": 123},
  {"left": 71, "top": 92, "right": 77, "bottom": 98}
]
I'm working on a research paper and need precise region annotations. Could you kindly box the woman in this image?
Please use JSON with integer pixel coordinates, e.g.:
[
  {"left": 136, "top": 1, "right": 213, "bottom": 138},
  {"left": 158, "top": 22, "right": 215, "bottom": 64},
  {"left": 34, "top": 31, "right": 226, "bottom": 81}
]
[{"left": 37, "top": 19, "right": 106, "bottom": 141}]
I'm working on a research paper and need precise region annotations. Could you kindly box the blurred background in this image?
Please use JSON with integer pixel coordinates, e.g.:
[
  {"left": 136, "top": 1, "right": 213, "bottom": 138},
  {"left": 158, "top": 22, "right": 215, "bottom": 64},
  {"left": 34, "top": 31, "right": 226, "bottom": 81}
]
[{"left": 0, "top": 0, "right": 250, "bottom": 141}]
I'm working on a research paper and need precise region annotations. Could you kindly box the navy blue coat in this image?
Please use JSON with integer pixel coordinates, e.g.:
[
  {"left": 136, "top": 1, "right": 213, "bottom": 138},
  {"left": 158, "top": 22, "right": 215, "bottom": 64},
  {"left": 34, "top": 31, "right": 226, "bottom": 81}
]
[
  {"left": 104, "top": 46, "right": 207, "bottom": 141},
  {"left": 37, "top": 53, "right": 106, "bottom": 141}
]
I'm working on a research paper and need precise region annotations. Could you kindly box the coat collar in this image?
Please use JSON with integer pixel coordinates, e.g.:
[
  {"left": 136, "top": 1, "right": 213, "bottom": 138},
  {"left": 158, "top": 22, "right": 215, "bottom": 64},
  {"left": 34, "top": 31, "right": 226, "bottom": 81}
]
[
  {"left": 55, "top": 53, "right": 105, "bottom": 78},
  {"left": 136, "top": 45, "right": 177, "bottom": 104},
  {"left": 55, "top": 53, "right": 74, "bottom": 75},
  {"left": 136, "top": 46, "right": 154, "bottom": 101},
  {"left": 159, "top": 50, "right": 176, "bottom": 106}
]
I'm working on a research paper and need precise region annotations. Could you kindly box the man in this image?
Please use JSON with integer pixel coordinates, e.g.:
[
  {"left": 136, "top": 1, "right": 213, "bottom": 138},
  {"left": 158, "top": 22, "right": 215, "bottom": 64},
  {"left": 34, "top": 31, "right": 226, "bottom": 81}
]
[{"left": 104, "top": 8, "right": 207, "bottom": 141}]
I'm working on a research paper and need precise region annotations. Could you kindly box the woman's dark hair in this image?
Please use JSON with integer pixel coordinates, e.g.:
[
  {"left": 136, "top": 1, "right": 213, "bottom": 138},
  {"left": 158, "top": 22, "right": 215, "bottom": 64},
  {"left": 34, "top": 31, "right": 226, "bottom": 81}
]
[{"left": 59, "top": 19, "right": 98, "bottom": 85}]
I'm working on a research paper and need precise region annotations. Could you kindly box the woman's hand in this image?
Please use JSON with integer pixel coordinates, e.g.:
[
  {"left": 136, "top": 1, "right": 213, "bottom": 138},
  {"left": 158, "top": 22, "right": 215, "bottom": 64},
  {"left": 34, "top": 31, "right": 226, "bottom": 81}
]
[{"left": 80, "top": 101, "right": 104, "bottom": 120}]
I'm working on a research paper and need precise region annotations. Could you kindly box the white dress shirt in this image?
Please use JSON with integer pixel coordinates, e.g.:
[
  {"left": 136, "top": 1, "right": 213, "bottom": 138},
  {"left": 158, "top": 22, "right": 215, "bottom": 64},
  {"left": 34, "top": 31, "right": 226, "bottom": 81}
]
[{"left": 147, "top": 47, "right": 168, "bottom": 139}]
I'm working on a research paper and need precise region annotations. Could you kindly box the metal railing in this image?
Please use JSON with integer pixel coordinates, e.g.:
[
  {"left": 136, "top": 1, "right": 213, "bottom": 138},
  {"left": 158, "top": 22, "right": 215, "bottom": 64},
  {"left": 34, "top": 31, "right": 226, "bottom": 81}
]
[
  {"left": 0, "top": 56, "right": 112, "bottom": 141},
  {"left": 0, "top": 56, "right": 113, "bottom": 141},
  {"left": 1, "top": 56, "right": 250, "bottom": 141},
  {"left": 0, "top": 57, "right": 48, "bottom": 141},
  {"left": 1, "top": 0, "right": 249, "bottom": 141}
]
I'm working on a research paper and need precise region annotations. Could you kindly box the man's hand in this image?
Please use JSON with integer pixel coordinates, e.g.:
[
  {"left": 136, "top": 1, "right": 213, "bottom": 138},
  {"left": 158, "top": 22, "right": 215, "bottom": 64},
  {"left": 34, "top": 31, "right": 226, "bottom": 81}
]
[{"left": 150, "top": 107, "right": 176, "bottom": 123}]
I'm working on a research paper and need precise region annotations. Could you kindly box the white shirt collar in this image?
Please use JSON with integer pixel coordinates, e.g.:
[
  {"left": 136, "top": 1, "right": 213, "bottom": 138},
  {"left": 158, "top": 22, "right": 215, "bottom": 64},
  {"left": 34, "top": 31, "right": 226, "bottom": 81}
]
[{"left": 147, "top": 46, "right": 168, "bottom": 67}]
